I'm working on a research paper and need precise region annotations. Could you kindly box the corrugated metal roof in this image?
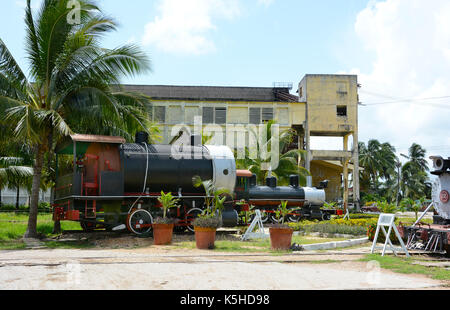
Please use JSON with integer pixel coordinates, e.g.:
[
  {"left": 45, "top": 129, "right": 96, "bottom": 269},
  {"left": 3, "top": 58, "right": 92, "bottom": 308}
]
[
  {"left": 118, "top": 85, "right": 299, "bottom": 102},
  {"left": 70, "top": 134, "right": 126, "bottom": 144}
]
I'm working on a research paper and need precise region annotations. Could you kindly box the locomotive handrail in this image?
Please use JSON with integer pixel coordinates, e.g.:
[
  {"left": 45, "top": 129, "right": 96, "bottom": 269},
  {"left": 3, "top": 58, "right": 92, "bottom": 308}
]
[
  {"left": 54, "top": 195, "right": 216, "bottom": 201},
  {"left": 54, "top": 183, "right": 73, "bottom": 192},
  {"left": 248, "top": 198, "right": 308, "bottom": 202}
]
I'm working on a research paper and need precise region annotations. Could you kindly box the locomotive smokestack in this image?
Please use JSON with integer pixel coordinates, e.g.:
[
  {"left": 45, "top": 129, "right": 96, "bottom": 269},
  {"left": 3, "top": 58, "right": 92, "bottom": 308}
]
[
  {"left": 266, "top": 176, "right": 277, "bottom": 188},
  {"left": 191, "top": 135, "right": 202, "bottom": 147},
  {"left": 135, "top": 131, "right": 149, "bottom": 144},
  {"left": 289, "top": 175, "right": 299, "bottom": 188}
]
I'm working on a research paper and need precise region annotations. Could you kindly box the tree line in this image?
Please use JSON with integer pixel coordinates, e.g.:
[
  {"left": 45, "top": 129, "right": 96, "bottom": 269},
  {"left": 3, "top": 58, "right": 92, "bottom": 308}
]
[{"left": 359, "top": 140, "right": 431, "bottom": 207}]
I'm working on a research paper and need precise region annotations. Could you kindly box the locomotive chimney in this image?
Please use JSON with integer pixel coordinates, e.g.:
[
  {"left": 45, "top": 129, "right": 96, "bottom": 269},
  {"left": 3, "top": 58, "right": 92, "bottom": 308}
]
[
  {"left": 135, "top": 131, "right": 149, "bottom": 144},
  {"left": 289, "top": 175, "right": 299, "bottom": 188},
  {"left": 191, "top": 135, "right": 202, "bottom": 147},
  {"left": 266, "top": 176, "right": 277, "bottom": 188},
  {"left": 249, "top": 174, "right": 257, "bottom": 187}
]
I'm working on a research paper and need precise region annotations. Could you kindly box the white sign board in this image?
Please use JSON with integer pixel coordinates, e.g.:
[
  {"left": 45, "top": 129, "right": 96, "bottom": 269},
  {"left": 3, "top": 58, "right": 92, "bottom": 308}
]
[
  {"left": 371, "top": 213, "right": 410, "bottom": 257},
  {"left": 241, "top": 210, "right": 269, "bottom": 241}
]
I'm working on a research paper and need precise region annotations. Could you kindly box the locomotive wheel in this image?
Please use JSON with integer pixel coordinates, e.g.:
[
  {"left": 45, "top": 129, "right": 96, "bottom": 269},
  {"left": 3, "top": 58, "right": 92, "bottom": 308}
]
[
  {"left": 249, "top": 211, "right": 269, "bottom": 223},
  {"left": 174, "top": 225, "right": 187, "bottom": 234},
  {"left": 186, "top": 208, "right": 203, "bottom": 233},
  {"left": 286, "top": 208, "right": 302, "bottom": 223},
  {"left": 127, "top": 209, "right": 153, "bottom": 235},
  {"left": 80, "top": 221, "right": 96, "bottom": 232},
  {"left": 321, "top": 212, "right": 331, "bottom": 221},
  {"left": 270, "top": 213, "right": 285, "bottom": 224},
  {"left": 287, "top": 215, "right": 301, "bottom": 223}
]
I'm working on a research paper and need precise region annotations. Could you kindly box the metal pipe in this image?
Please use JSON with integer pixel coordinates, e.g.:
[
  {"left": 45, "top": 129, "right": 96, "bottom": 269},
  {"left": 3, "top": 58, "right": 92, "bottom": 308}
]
[{"left": 413, "top": 202, "right": 434, "bottom": 227}]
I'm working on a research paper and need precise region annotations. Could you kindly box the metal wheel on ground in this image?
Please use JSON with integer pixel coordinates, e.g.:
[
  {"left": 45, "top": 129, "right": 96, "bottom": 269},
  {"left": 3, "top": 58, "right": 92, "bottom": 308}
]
[
  {"left": 321, "top": 212, "right": 331, "bottom": 221},
  {"left": 80, "top": 221, "right": 96, "bottom": 232},
  {"left": 249, "top": 210, "right": 269, "bottom": 223},
  {"left": 270, "top": 213, "right": 285, "bottom": 224},
  {"left": 287, "top": 208, "right": 302, "bottom": 223},
  {"left": 186, "top": 208, "right": 203, "bottom": 233},
  {"left": 127, "top": 209, "right": 153, "bottom": 235}
]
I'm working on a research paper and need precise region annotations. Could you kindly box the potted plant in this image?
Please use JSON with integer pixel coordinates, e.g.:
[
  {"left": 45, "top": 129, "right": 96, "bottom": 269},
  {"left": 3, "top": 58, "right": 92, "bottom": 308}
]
[
  {"left": 191, "top": 176, "right": 228, "bottom": 250},
  {"left": 269, "top": 201, "right": 294, "bottom": 250},
  {"left": 152, "top": 191, "right": 180, "bottom": 245}
]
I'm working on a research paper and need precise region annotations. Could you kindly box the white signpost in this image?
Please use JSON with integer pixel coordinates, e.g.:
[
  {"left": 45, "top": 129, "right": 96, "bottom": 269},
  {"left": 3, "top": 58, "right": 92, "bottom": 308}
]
[
  {"left": 371, "top": 213, "right": 410, "bottom": 257},
  {"left": 241, "top": 210, "right": 269, "bottom": 241}
]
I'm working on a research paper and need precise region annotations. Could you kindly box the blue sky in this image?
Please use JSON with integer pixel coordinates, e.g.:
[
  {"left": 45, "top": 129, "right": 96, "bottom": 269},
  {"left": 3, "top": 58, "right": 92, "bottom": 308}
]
[
  {"left": 1, "top": 0, "right": 450, "bottom": 159},
  {"left": 2, "top": 0, "right": 369, "bottom": 86}
]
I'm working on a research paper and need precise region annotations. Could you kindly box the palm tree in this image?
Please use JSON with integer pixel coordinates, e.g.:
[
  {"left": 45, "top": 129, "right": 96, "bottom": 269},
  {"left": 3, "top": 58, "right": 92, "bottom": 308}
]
[
  {"left": 236, "top": 120, "right": 309, "bottom": 185},
  {"left": 0, "top": 157, "right": 33, "bottom": 208},
  {"left": 401, "top": 162, "right": 429, "bottom": 200},
  {"left": 407, "top": 143, "right": 429, "bottom": 172},
  {"left": 359, "top": 140, "right": 398, "bottom": 193},
  {"left": 401, "top": 143, "right": 430, "bottom": 200},
  {"left": 0, "top": 0, "right": 151, "bottom": 238},
  {"left": 0, "top": 124, "right": 34, "bottom": 208}
]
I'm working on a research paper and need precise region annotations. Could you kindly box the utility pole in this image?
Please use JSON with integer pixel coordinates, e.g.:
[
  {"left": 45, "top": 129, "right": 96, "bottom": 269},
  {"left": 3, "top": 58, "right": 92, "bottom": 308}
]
[{"left": 396, "top": 160, "right": 401, "bottom": 206}]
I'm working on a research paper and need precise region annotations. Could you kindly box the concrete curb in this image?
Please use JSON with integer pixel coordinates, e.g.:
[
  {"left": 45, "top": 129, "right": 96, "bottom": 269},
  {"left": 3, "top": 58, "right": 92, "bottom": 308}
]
[
  {"left": 23, "top": 238, "right": 46, "bottom": 250},
  {"left": 298, "top": 237, "right": 369, "bottom": 251}
]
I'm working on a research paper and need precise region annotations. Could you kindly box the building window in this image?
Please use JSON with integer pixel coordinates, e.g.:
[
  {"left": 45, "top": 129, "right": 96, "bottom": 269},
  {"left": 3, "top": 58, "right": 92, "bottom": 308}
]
[
  {"left": 249, "top": 107, "right": 274, "bottom": 124},
  {"left": 262, "top": 108, "right": 274, "bottom": 122},
  {"left": 337, "top": 82, "right": 348, "bottom": 95},
  {"left": 215, "top": 107, "right": 227, "bottom": 124},
  {"left": 202, "top": 107, "right": 214, "bottom": 124},
  {"left": 154, "top": 106, "right": 166, "bottom": 123},
  {"left": 202, "top": 107, "right": 227, "bottom": 124},
  {"left": 337, "top": 105, "right": 347, "bottom": 117},
  {"left": 249, "top": 108, "right": 261, "bottom": 124}
]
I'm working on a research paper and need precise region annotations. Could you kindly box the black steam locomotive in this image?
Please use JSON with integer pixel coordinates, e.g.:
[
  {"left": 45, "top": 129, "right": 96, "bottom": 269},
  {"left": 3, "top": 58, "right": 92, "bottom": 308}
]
[{"left": 52, "top": 132, "right": 330, "bottom": 235}]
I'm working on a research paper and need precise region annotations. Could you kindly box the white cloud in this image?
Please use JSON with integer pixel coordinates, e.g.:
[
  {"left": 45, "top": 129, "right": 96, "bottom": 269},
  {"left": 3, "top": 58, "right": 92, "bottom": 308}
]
[
  {"left": 350, "top": 0, "right": 450, "bottom": 160},
  {"left": 257, "top": 0, "right": 275, "bottom": 7},
  {"left": 141, "top": 0, "right": 240, "bottom": 55}
]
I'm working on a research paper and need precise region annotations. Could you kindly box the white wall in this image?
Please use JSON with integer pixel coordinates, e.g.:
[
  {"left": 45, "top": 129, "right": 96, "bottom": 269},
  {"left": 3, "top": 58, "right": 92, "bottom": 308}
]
[{"left": 0, "top": 188, "right": 51, "bottom": 205}]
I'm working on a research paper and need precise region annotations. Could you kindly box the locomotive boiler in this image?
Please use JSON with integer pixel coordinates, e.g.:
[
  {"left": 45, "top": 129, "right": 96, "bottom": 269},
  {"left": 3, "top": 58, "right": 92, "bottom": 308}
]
[
  {"left": 235, "top": 172, "right": 328, "bottom": 223},
  {"left": 52, "top": 132, "right": 329, "bottom": 235},
  {"left": 401, "top": 156, "right": 450, "bottom": 254}
]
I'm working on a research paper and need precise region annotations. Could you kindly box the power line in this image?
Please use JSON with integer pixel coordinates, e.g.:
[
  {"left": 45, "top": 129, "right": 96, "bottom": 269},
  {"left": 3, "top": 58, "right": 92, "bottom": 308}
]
[{"left": 359, "top": 89, "right": 450, "bottom": 106}]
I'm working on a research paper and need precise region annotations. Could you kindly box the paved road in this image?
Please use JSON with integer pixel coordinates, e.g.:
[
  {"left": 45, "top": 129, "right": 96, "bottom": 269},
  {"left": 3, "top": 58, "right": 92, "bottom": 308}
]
[{"left": 0, "top": 247, "right": 446, "bottom": 290}]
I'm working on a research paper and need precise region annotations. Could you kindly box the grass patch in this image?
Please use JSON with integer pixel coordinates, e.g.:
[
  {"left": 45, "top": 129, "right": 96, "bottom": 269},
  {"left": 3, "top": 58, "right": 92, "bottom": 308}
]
[
  {"left": 174, "top": 235, "right": 349, "bottom": 253},
  {"left": 361, "top": 254, "right": 450, "bottom": 281},
  {"left": 0, "top": 240, "right": 27, "bottom": 250},
  {"left": 0, "top": 213, "right": 82, "bottom": 250},
  {"left": 44, "top": 240, "right": 94, "bottom": 249}
]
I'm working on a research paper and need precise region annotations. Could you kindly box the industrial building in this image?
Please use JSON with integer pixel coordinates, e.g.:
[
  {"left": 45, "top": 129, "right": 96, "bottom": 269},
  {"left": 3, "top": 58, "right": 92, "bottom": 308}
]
[{"left": 123, "top": 74, "right": 360, "bottom": 208}]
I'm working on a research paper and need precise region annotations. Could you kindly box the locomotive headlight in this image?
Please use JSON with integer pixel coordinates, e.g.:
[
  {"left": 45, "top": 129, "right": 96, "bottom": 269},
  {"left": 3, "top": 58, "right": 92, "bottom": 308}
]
[{"left": 430, "top": 156, "right": 445, "bottom": 171}]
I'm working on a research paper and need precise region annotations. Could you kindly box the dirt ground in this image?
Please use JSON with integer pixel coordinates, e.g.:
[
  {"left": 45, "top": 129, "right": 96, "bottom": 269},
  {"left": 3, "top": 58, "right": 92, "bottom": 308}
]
[{"left": 0, "top": 231, "right": 449, "bottom": 290}]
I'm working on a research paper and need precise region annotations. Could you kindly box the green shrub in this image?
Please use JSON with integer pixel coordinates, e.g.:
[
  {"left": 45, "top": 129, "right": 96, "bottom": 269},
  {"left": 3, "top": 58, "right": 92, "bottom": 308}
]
[
  {"left": 367, "top": 222, "right": 400, "bottom": 244},
  {"left": 336, "top": 214, "right": 378, "bottom": 220},
  {"left": 289, "top": 219, "right": 372, "bottom": 236},
  {"left": 300, "top": 223, "right": 368, "bottom": 236},
  {"left": 0, "top": 202, "right": 51, "bottom": 213},
  {"left": 0, "top": 204, "right": 16, "bottom": 211}
]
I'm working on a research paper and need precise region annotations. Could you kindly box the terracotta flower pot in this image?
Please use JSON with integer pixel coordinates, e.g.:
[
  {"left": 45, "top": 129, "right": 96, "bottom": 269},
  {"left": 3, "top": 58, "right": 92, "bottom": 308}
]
[
  {"left": 153, "top": 223, "right": 174, "bottom": 245},
  {"left": 194, "top": 227, "right": 217, "bottom": 250},
  {"left": 269, "top": 227, "right": 294, "bottom": 250}
]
